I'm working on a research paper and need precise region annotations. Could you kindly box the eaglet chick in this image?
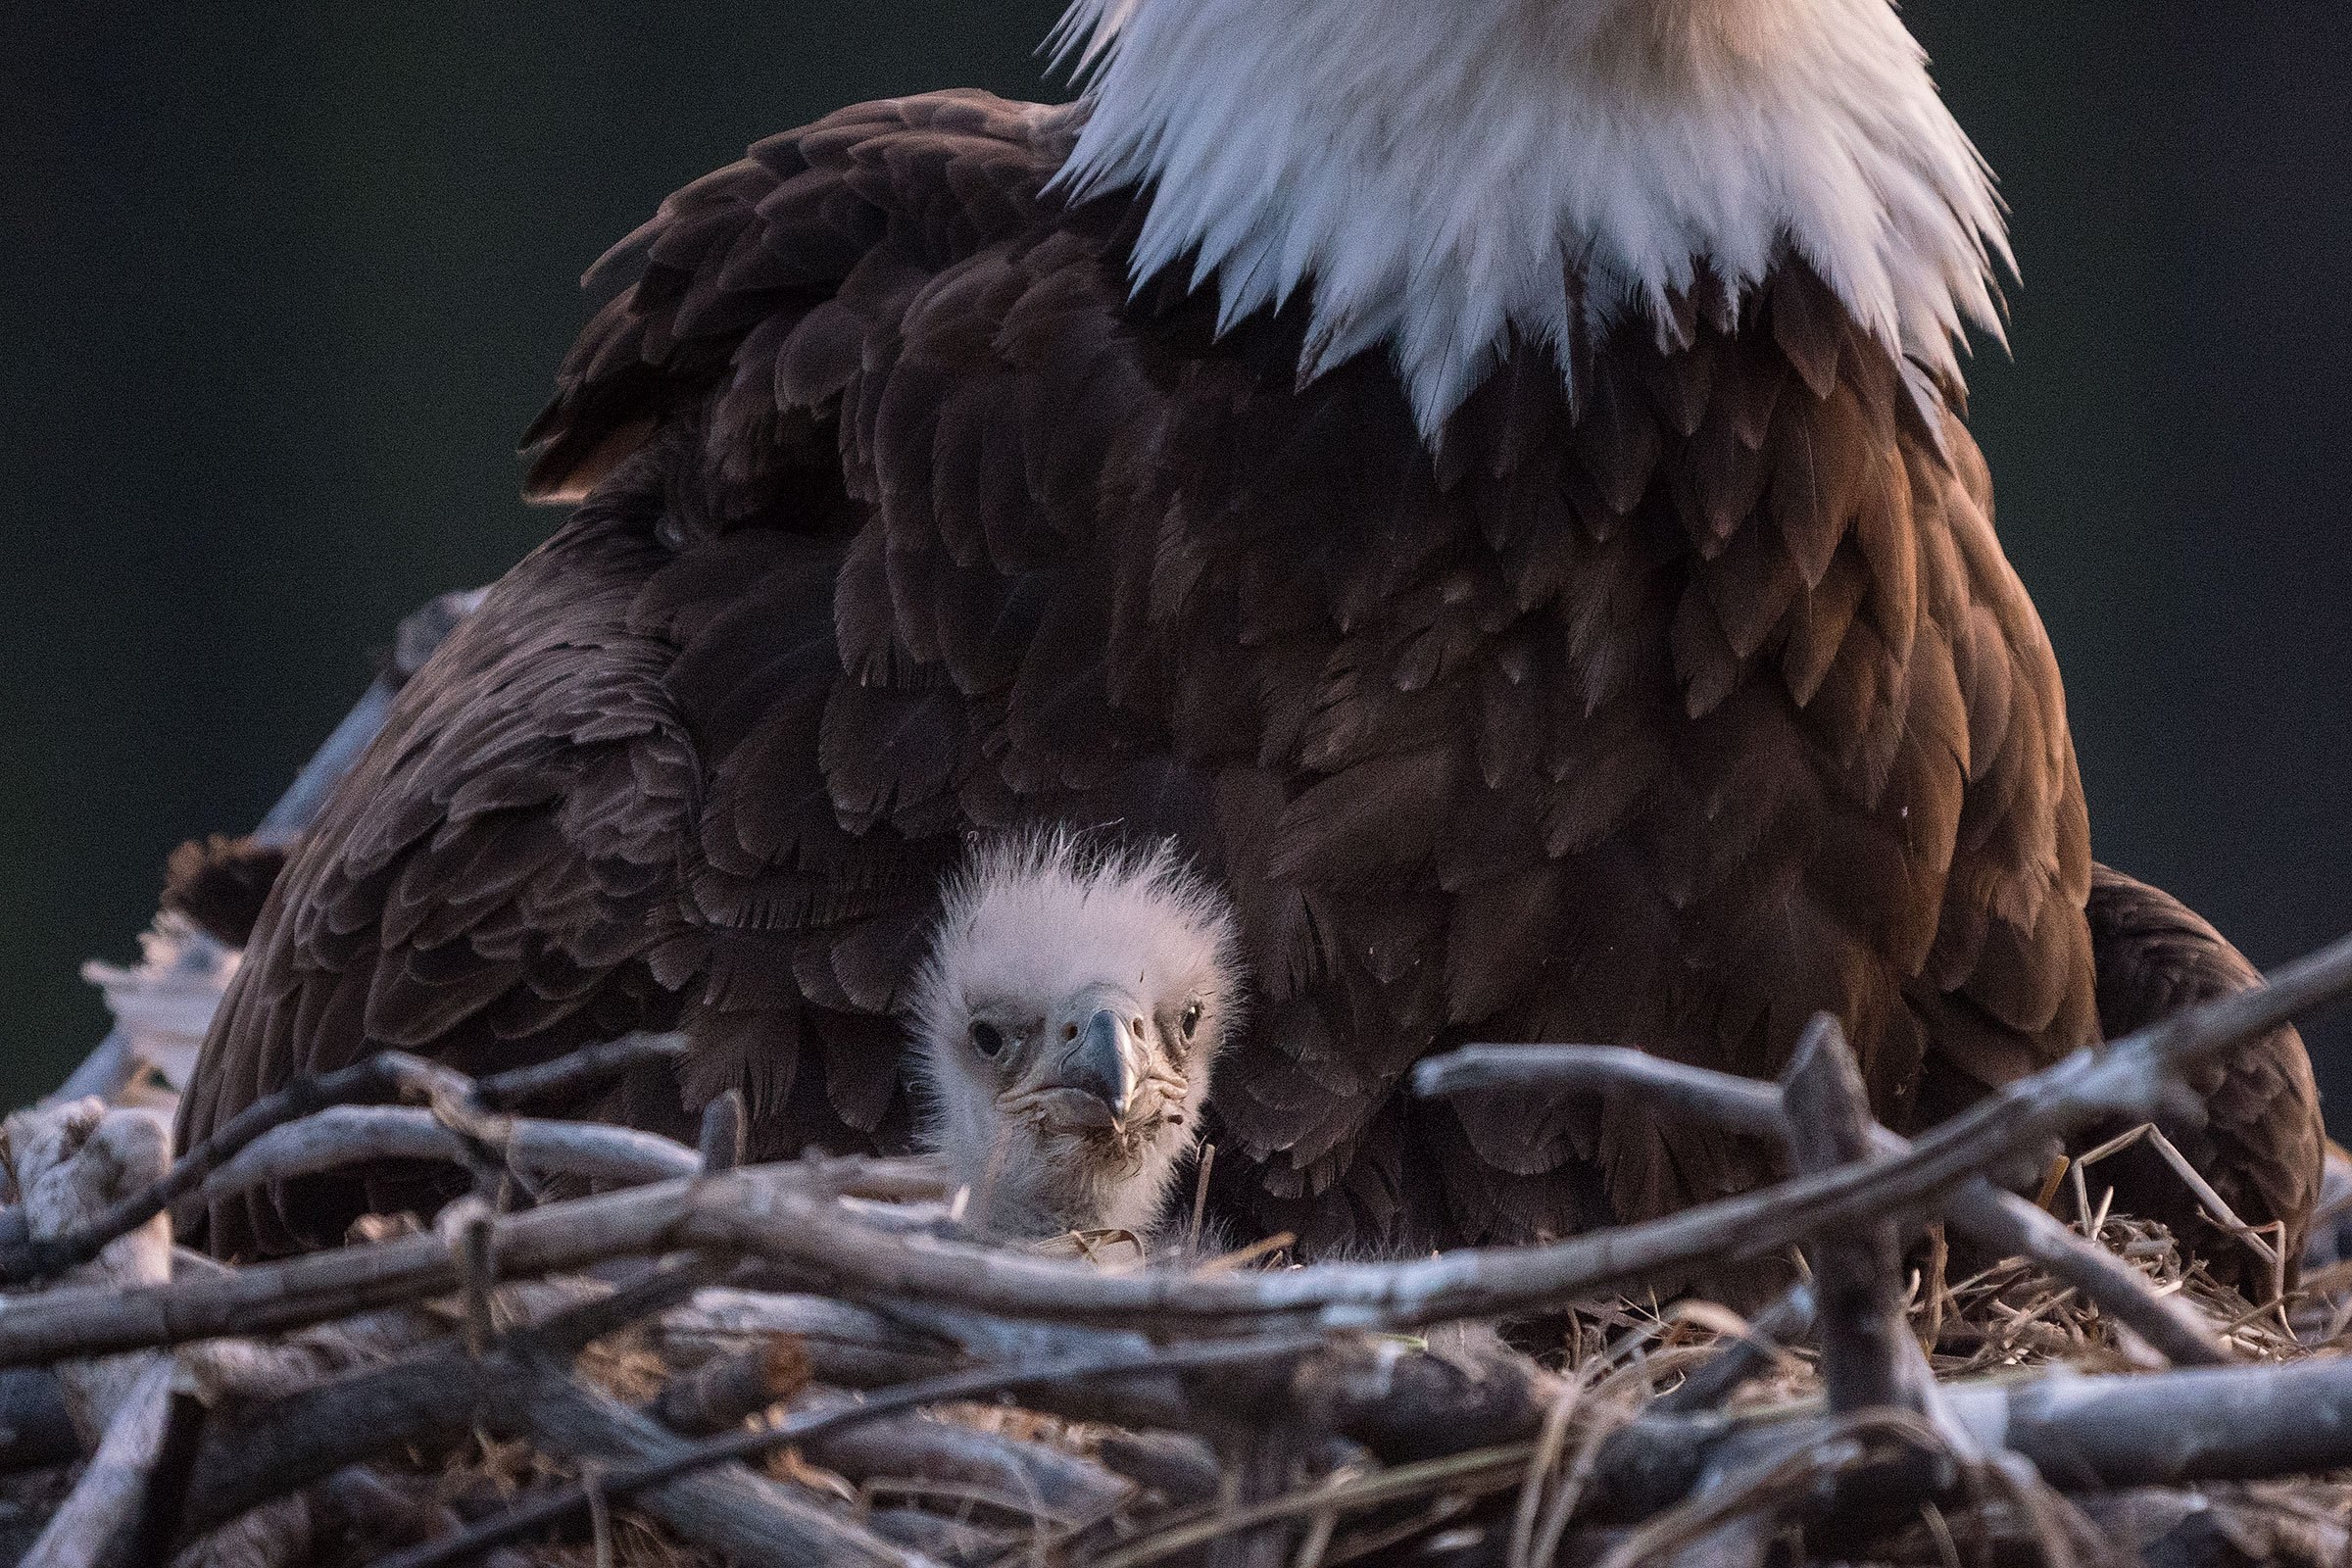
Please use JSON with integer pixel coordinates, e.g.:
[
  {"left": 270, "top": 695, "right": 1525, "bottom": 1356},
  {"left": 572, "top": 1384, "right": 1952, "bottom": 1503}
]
[{"left": 908, "top": 832, "right": 1242, "bottom": 1242}]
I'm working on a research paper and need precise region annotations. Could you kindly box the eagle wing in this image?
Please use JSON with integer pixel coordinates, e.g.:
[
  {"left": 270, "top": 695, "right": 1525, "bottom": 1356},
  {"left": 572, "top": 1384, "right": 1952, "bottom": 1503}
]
[
  {"left": 181, "top": 507, "right": 705, "bottom": 1257},
  {"left": 2082, "top": 864, "right": 2324, "bottom": 1283}
]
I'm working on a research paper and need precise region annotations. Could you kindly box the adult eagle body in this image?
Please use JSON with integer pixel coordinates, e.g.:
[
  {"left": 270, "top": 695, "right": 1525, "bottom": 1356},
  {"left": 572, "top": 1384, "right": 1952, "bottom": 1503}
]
[{"left": 182, "top": 0, "right": 2322, "bottom": 1266}]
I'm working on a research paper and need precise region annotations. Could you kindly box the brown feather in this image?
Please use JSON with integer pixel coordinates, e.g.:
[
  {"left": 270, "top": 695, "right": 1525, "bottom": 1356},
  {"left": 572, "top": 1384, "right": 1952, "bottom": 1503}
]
[{"left": 180, "top": 89, "right": 2306, "bottom": 1281}]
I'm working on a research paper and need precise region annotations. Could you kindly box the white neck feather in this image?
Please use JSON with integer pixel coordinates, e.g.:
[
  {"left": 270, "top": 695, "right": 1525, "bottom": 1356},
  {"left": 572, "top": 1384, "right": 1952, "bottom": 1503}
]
[{"left": 1053, "top": 0, "right": 2010, "bottom": 435}]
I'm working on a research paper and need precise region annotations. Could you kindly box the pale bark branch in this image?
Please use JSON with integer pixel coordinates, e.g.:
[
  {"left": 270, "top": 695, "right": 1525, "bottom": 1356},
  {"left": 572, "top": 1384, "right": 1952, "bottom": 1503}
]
[
  {"left": 1779, "top": 1014, "right": 1936, "bottom": 1420},
  {"left": 197, "top": 1104, "right": 699, "bottom": 1199},
  {"left": 1415, "top": 1038, "right": 2239, "bottom": 1368},
  {"left": 364, "top": 1333, "right": 1328, "bottom": 1568},
  {"left": 16, "top": 1356, "right": 172, "bottom": 1568},
  {"left": 0, "top": 1035, "right": 688, "bottom": 1288}
]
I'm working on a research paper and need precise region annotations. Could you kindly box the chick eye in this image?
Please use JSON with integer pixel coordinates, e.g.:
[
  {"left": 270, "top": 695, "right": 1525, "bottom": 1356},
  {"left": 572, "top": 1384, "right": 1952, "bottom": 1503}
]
[
  {"left": 969, "top": 1020, "right": 1006, "bottom": 1059},
  {"left": 1180, "top": 1002, "right": 1203, "bottom": 1039}
]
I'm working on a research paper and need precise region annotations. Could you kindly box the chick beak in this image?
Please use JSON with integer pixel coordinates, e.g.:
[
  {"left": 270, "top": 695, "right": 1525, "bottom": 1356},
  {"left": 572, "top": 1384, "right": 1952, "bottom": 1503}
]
[{"left": 1062, "top": 1008, "right": 1134, "bottom": 1125}]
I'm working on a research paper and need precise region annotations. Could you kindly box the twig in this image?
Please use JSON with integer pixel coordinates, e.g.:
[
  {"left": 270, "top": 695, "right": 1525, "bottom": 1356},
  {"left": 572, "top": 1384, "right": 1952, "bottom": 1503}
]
[
  {"left": 1592, "top": 1409, "right": 1948, "bottom": 1568},
  {"left": 504, "top": 1366, "right": 934, "bottom": 1568},
  {"left": 368, "top": 1333, "right": 1330, "bottom": 1568},
  {"left": 1650, "top": 1284, "right": 1817, "bottom": 1415},
  {"left": 0, "top": 1050, "right": 468, "bottom": 1284},
  {"left": 17, "top": 1356, "right": 173, "bottom": 1568},
  {"left": 1417, "top": 1047, "right": 1792, "bottom": 1140},
  {"left": 1188, "top": 1142, "right": 1215, "bottom": 1256},
  {"left": 1618, "top": 1349, "right": 2352, "bottom": 1518},
  {"left": 790, "top": 1388, "right": 1134, "bottom": 1523},
  {"left": 1092, "top": 1431, "right": 1223, "bottom": 1508},
  {"left": 1969, "top": 1351, "right": 2352, "bottom": 1489},
  {"left": 1083, "top": 1445, "right": 1532, "bottom": 1568},
  {"left": 2, "top": 1037, "right": 691, "bottom": 1288},
  {"left": 658, "top": 1288, "right": 961, "bottom": 1390},
  {"left": 197, "top": 1103, "right": 698, "bottom": 1200},
  {"left": 1289, "top": 1328, "right": 1561, "bottom": 1461},
  {"left": 468, "top": 1033, "right": 688, "bottom": 1113},
  {"left": 1416, "top": 1047, "right": 2235, "bottom": 1366},
  {"left": 651, "top": 1339, "right": 812, "bottom": 1436},
  {"left": 11, "top": 926, "right": 2345, "bottom": 1364},
  {"left": 1780, "top": 1015, "right": 1936, "bottom": 1419},
  {"left": 172, "top": 1259, "right": 722, "bottom": 1539},
  {"left": 697, "top": 1089, "right": 748, "bottom": 1173},
  {"left": 0, "top": 1109, "right": 2214, "bottom": 1371}
]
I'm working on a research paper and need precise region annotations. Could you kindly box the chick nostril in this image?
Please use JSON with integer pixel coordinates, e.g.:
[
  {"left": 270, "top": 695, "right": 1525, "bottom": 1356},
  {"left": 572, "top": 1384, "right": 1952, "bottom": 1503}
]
[
  {"left": 1061, "top": 1023, "right": 1078, "bottom": 1042},
  {"left": 1131, "top": 1017, "right": 1145, "bottom": 1037}
]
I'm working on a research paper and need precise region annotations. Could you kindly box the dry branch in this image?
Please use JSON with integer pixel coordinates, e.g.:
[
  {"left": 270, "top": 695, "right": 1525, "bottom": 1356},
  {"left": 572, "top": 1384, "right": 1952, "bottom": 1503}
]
[
  {"left": 16, "top": 924, "right": 2335, "bottom": 1378},
  {"left": 1416, "top": 1045, "right": 2236, "bottom": 1366},
  {"left": 659, "top": 1288, "right": 962, "bottom": 1389},
  {"left": 649, "top": 1339, "right": 811, "bottom": 1435},
  {"left": 1, "top": 1036, "right": 687, "bottom": 1288},
  {"left": 368, "top": 1332, "right": 1329, "bottom": 1568},
  {"left": 1779, "top": 1015, "right": 1941, "bottom": 1421},
  {"left": 505, "top": 1367, "right": 936, "bottom": 1568},
  {"left": 196, "top": 1103, "right": 699, "bottom": 1199},
  {"left": 1596, "top": 1351, "right": 2352, "bottom": 1509},
  {"left": 15, "top": 1356, "right": 171, "bottom": 1568},
  {"left": 789, "top": 1388, "right": 1134, "bottom": 1524},
  {"left": 1649, "top": 1284, "right": 1816, "bottom": 1415},
  {"left": 172, "top": 1263, "right": 721, "bottom": 1540}
]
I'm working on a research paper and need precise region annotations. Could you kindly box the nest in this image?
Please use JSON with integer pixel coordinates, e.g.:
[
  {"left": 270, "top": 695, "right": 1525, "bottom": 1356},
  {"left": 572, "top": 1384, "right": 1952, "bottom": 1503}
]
[
  {"left": 3, "top": 998, "right": 2352, "bottom": 1568},
  {"left": 8, "top": 606, "right": 2351, "bottom": 1566}
]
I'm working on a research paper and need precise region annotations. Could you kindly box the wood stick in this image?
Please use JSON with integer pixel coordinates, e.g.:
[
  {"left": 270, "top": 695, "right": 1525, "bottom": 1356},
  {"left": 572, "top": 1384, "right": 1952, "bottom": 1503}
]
[
  {"left": 176, "top": 1260, "right": 720, "bottom": 1539},
  {"left": 788, "top": 1388, "right": 1134, "bottom": 1523},
  {"left": 0, "top": 1051, "right": 466, "bottom": 1284},
  {"left": 1090, "top": 1431, "right": 1224, "bottom": 1508},
  {"left": 2, "top": 1037, "right": 689, "bottom": 1288},
  {"left": 197, "top": 1104, "right": 698, "bottom": 1200},
  {"left": 697, "top": 1089, "right": 748, "bottom": 1173},
  {"left": 18, "top": 1356, "right": 172, "bottom": 1568},
  {"left": 1288, "top": 1327, "right": 1561, "bottom": 1462},
  {"left": 1649, "top": 1284, "right": 1816, "bottom": 1415},
  {"left": 466, "top": 1033, "right": 686, "bottom": 1113},
  {"left": 507, "top": 1367, "right": 937, "bottom": 1568},
  {"left": 368, "top": 1333, "right": 1330, "bottom": 1568},
  {"left": 1417, "top": 1046, "right": 1793, "bottom": 1140},
  {"left": 650, "top": 1339, "right": 812, "bottom": 1436},
  {"left": 12, "top": 922, "right": 2344, "bottom": 1365},
  {"left": 0, "top": 1163, "right": 937, "bottom": 1369},
  {"left": 1779, "top": 1015, "right": 1931, "bottom": 1418},
  {"left": 658, "top": 1289, "right": 961, "bottom": 1390},
  {"left": 1592, "top": 1350, "right": 2352, "bottom": 1519},
  {"left": 1417, "top": 1046, "right": 2234, "bottom": 1366},
  {"left": 1977, "top": 1353, "right": 2352, "bottom": 1488},
  {"left": 0, "top": 1122, "right": 2197, "bottom": 1368}
]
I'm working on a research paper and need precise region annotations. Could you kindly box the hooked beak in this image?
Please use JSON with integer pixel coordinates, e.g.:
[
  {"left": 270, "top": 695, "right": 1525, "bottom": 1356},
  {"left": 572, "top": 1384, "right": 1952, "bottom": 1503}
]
[{"left": 1050, "top": 1008, "right": 1134, "bottom": 1126}]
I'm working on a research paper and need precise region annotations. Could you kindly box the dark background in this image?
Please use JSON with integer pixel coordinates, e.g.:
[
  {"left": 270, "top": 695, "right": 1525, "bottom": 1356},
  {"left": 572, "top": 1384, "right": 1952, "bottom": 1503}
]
[{"left": 1, "top": 5, "right": 2345, "bottom": 1113}]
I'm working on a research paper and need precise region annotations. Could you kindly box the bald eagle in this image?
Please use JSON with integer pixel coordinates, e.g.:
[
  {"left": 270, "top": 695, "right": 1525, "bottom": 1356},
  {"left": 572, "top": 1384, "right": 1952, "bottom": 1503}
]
[
  {"left": 909, "top": 829, "right": 1241, "bottom": 1240},
  {"left": 181, "top": 0, "right": 2322, "bottom": 1269}
]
